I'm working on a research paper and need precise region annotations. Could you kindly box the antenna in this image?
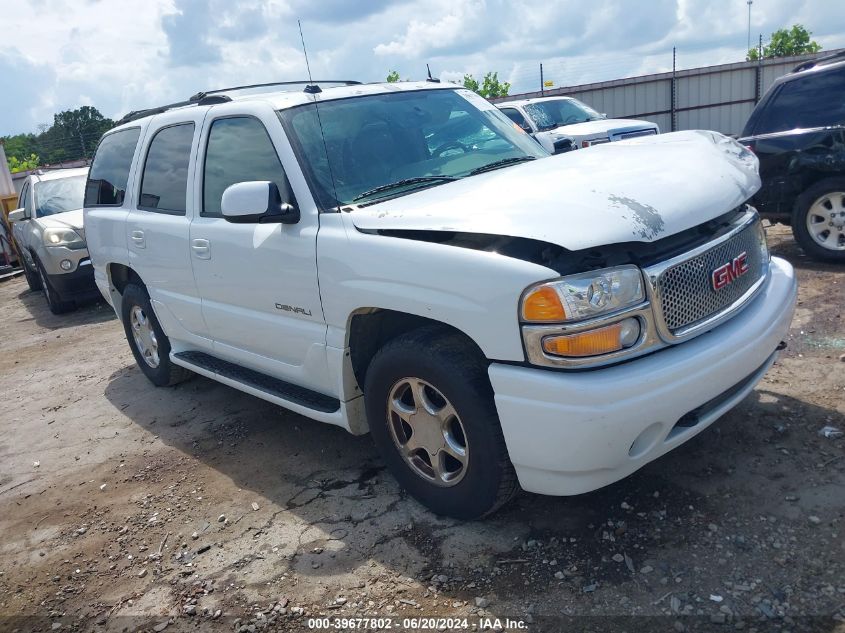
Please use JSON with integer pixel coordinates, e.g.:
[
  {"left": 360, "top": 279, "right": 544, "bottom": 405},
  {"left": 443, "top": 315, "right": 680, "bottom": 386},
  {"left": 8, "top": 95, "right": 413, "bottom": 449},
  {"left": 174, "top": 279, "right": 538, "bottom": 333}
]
[
  {"left": 298, "top": 20, "right": 341, "bottom": 211},
  {"left": 426, "top": 63, "right": 440, "bottom": 83}
]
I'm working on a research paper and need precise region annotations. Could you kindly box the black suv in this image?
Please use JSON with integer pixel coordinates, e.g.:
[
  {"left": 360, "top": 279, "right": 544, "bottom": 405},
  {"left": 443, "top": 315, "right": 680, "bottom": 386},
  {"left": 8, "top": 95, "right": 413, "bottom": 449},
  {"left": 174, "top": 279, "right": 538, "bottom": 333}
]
[{"left": 740, "top": 51, "right": 845, "bottom": 262}]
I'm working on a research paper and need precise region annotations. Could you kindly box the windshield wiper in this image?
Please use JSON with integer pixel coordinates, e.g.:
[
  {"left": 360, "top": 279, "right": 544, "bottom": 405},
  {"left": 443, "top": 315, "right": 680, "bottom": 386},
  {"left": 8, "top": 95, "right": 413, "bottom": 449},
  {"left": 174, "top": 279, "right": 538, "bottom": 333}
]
[
  {"left": 468, "top": 156, "right": 537, "bottom": 176},
  {"left": 353, "top": 176, "right": 457, "bottom": 202}
]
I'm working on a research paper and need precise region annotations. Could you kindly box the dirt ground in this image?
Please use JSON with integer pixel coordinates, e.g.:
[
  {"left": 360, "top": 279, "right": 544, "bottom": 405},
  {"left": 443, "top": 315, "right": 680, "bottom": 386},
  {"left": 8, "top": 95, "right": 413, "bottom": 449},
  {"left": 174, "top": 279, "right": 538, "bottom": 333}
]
[{"left": 0, "top": 225, "right": 843, "bottom": 633}]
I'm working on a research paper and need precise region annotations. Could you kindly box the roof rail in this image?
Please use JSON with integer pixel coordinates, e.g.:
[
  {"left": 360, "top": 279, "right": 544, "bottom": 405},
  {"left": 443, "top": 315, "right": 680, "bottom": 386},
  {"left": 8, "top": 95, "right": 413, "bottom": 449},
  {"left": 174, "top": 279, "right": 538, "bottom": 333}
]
[
  {"left": 793, "top": 49, "right": 845, "bottom": 72},
  {"left": 190, "top": 79, "right": 361, "bottom": 100},
  {"left": 117, "top": 79, "right": 362, "bottom": 126}
]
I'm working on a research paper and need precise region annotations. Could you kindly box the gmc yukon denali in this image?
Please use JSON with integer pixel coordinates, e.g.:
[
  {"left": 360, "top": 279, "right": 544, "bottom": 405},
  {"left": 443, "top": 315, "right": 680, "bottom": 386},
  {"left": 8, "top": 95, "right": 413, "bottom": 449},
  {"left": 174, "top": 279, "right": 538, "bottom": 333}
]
[{"left": 84, "top": 80, "right": 797, "bottom": 519}]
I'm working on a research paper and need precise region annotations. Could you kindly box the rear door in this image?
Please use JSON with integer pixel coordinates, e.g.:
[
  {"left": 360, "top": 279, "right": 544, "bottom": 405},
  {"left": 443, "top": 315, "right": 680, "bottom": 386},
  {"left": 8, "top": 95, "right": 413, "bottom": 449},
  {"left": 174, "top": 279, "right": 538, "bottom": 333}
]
[
  {"left": 189, "top": 102, "right": 330, "bottom": 393},
  {"left": 126, "top": 108, "right": 210, "bottom": 344}
]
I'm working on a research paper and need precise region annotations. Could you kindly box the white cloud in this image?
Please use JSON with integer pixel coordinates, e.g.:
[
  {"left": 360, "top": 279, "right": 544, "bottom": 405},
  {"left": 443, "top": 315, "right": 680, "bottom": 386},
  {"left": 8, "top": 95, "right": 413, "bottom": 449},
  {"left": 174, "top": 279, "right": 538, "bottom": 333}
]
[{"left": 1, "top": 0, "right": 843, "bottom": 136}]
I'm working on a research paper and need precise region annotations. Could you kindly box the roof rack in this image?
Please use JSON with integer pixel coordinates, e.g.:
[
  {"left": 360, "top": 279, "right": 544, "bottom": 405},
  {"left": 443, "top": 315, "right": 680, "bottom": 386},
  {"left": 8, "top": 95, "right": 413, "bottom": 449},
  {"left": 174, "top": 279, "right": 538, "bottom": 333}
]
[
  {"left": 117, "top": 79, "right": 362, "bottom": 125},
  {"left": 793, "top": 49, "right": 845, "bottom": 72}
]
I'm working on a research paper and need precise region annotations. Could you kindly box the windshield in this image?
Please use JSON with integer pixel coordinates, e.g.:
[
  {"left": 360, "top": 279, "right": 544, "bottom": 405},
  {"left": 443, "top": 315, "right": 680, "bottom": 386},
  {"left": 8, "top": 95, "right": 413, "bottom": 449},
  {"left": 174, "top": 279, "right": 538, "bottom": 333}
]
[
  {"left": 523, "top": 99, "right": 602, "bottom": 131},
  {"left": 279, "top": 88, "right": 547, "bottom": 208},
  {"left": 34, "top": 175, "right": 86, "bottom": 217}
]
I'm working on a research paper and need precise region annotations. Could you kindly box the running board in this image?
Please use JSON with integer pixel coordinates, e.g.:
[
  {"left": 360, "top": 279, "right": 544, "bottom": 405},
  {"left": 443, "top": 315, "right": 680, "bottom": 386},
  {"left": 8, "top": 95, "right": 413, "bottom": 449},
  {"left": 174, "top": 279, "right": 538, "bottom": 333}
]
[{"left": 172, "top": 351, "right": 340, "bottom": 413}]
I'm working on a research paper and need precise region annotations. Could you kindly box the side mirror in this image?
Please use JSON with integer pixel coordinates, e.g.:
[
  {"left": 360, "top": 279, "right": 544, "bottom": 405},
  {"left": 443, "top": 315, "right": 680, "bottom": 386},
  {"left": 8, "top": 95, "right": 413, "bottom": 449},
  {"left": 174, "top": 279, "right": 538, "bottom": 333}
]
[
  {"left": 600, "top": 113, "right": 608, "bottom": 119},
  {"left": 220, "top": 181, "right": 299, "bottom": 225},
  {"left": 8, "top": 208, "right": 26, "bottom": 222}
]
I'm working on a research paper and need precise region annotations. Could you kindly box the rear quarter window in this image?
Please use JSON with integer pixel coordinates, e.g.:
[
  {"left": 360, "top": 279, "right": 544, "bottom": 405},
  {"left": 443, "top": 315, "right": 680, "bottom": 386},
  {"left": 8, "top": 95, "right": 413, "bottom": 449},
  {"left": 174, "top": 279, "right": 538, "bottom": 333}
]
[
  {"left": 85, "top": 127, "right": 142, "bottom": 207},
  {"left": 752, "top": 66, "right": 845, "bottom": 135}
]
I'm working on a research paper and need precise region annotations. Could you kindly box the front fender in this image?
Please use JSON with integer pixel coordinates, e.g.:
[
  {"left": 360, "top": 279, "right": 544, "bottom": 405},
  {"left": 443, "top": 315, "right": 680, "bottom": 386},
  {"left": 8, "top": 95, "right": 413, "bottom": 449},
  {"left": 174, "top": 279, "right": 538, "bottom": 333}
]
[{"left": 317, "top": 214, "right": 555, "bottom": 361}]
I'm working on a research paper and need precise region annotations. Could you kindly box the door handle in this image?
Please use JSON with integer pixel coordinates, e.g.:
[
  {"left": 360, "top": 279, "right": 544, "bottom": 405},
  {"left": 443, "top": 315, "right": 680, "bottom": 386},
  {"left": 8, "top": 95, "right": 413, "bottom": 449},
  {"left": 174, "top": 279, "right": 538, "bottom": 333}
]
[
  {"left": 191, "top": 238, "right": 211, "bottom": 260},
  {"left": 130, "top": 229, "right": 145, "bottom": 249}
]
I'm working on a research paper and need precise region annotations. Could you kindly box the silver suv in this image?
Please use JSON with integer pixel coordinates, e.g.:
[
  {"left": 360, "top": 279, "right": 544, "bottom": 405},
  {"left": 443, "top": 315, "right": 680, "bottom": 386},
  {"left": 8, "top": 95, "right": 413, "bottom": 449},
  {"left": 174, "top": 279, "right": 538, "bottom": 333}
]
[{"left": 9, "top": 167, "right": 98, "bottom": 313}]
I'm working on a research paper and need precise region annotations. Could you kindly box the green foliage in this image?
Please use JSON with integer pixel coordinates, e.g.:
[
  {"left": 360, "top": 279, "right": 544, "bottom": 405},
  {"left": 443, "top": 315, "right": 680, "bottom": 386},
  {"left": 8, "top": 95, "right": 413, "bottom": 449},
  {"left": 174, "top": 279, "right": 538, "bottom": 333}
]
[
  {"left": 386, "top": 70, "right": 400, "bottom": 83},
  {"left": 462, "top": 72, "right": 510, "bottom": 99},
  {"left": 748, "top": 24, "right": 822, "bottom": 61},
  {"left": 2, "top": 105, "right": 115, "bottom": 171},
  {"left": 7, "top": 153, "right": 40, "bottom": 173}
]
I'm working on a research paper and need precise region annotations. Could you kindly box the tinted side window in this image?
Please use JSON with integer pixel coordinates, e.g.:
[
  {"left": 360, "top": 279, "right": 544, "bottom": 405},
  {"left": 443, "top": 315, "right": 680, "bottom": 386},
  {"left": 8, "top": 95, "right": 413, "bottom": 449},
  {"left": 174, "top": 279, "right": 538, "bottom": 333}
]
[
  {"left": 85, "top": 127, "right": 141, "bottom": 207},
  {"left": 754, "top": 67, "right": 845, "bottom": 135},
  {"left": 202, "top": 117, "right": 292, "bottom": 217},
  {"left": 139, "top": 123, "right": 195, "bottom": 214},
  {"left": 501, "top": 108, "right": 529, "bottom": 128}
]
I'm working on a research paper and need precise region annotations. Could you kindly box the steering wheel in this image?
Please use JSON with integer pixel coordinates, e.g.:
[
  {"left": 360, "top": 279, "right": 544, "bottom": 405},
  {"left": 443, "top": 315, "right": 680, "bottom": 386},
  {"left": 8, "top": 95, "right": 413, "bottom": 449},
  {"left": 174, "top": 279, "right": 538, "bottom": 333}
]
[
  {"left": 563, "top": 115, "right": 580, "bottom": 124},
  {"left": 432, "top": 140, "right": 469, "bottom": 156}
]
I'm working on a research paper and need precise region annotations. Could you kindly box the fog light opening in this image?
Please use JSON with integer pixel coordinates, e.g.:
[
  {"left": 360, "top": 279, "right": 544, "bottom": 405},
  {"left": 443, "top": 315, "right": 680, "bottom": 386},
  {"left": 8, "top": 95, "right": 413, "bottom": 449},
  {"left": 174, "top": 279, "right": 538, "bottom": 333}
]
[{"left": 60, "top": 259, "right": 73, "bottom": 271}]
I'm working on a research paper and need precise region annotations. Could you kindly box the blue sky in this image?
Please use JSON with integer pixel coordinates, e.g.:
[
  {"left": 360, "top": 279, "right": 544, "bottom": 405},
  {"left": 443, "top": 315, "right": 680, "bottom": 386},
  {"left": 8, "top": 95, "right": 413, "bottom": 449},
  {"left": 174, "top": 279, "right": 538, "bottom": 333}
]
[{"left": 1, "top": 0, "right": 843, "bottom": 136}]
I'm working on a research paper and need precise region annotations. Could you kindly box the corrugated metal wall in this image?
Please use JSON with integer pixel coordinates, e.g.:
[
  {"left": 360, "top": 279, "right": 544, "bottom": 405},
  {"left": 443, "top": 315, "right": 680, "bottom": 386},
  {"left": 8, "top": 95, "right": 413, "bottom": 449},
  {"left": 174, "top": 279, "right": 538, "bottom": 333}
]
[{"left": 494, "top": 49, "right": 842, "bottom": 136}]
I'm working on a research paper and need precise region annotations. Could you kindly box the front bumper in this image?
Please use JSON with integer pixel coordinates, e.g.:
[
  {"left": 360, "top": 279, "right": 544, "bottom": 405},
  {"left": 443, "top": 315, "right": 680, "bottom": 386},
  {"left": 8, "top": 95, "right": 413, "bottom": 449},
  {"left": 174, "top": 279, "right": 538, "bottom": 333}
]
[
  {"left": 489, "top": 256, "right": 797, "bottom": 496},
  {"left": 46, "top": 259, "right": 98, "bottom": 300}
]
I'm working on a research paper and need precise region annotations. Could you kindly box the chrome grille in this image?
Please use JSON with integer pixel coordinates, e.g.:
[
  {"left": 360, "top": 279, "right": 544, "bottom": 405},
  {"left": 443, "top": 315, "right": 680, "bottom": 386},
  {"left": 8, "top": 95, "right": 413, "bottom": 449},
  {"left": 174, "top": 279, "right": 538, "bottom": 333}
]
[
  {"left": 617, "top": 129, "right": 657, "bottom": 140},
  {"left": 656, "top": 221, "right": 764, "bottom": 333}
]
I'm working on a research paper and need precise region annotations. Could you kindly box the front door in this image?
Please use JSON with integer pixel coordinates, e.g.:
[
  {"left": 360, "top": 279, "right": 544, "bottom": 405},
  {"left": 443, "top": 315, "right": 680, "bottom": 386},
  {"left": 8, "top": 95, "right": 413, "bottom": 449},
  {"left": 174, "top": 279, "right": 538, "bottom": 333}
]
[{"left": 189, "top": 107, "right": 329, "bottom": 393}]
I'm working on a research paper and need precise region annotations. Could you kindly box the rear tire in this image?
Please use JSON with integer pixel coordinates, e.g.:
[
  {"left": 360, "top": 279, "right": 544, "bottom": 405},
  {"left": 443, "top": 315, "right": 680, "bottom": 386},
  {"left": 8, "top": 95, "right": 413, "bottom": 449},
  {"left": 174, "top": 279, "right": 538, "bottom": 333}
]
[
  {"left": 36, "top": 260, "right": 75, "bottom": 314},
  {"left": 121, "top": 283, "right": 192, "bottom": 387},
  {"left": 364, "top": 326, "right": 519, "bottom": 519},
  {"left": 791, "top": 178, "right": 845, "bottom": 262}
]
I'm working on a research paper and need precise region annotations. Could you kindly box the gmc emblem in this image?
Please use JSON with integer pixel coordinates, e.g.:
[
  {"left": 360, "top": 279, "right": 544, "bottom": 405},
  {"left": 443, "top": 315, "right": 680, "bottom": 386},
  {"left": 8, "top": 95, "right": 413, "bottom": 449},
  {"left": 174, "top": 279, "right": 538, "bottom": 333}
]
[{"left": 711, "top": 252, "right": 749, "bottom": 290}]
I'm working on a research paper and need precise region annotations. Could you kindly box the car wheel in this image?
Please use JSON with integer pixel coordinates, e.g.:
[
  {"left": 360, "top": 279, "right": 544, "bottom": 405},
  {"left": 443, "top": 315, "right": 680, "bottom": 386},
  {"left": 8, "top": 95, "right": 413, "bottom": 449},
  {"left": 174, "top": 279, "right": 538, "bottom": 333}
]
[
  {"left": 120, "top": 283, "right": 193, "bottom": 387},
  {"left": 792, "top": 178, "right": 845, "bottom": 262},
  {"left": 364, "top": 326, "right": 519, "bottom": 519},
  {"left": 36, "top": 260, "right": 75, "bottom": 314},
  {"left": 22, "top": 255, "right": 42, "bottom": 292}
]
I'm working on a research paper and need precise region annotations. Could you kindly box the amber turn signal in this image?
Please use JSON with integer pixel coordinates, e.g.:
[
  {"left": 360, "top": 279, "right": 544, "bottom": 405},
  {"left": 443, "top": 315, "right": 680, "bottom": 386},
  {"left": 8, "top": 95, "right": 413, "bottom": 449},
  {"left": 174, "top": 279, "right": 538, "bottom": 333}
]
[
  {"left": 521, "top": 286, "right": 567, "bottom": 322},
  {"left": 542, "top": 318, "right": 640, "bottom": 358}
]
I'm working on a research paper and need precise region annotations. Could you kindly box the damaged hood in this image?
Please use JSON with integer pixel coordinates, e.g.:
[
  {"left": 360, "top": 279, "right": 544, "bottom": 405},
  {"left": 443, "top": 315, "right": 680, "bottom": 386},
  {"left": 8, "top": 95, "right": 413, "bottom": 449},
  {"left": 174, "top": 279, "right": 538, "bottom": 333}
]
[{"left": 349, "top": 130, "right": 760, "bottom": 252}]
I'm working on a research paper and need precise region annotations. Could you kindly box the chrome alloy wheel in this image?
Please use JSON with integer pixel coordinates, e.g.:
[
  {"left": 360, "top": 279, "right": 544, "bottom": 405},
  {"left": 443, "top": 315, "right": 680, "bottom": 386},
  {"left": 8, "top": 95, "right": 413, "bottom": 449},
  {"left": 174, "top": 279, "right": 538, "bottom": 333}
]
[
  {"left": 387, "top": 378, "right": 469, "bottom": 487},
  {"left": 130, "top": 305, "right": 160, "bottom": 368},
  {"left": 807, "top": 191, "right": 845, "bottom": 251}
]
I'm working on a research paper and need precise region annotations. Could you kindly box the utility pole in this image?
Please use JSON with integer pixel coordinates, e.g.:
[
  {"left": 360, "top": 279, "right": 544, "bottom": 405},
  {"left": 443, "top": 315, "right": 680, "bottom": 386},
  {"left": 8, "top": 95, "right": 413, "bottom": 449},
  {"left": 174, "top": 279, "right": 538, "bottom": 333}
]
[
  {"left": 746, "top": 0, "right": 753, "bottom": 53},
  {"left": 540, "top": 63, "right": 544, "bottom": 96}
]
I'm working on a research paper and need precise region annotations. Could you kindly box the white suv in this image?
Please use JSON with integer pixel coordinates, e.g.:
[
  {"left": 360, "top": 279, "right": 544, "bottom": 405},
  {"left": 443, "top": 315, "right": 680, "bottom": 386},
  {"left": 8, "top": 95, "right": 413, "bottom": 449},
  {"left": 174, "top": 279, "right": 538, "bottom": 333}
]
[
  {"left": 498, "top": 96, "right": 659, "bottom": 153},
  {"left": 85, "top": 80, "right": 797, "bottom": 519}
]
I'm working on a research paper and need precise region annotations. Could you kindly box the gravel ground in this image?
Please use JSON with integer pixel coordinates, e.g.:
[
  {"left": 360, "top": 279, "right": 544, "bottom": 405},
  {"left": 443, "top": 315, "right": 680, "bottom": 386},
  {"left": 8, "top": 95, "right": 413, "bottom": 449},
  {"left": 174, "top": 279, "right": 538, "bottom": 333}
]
[{"left": 0, "top": 225, "right": 842, "bottom": 633}]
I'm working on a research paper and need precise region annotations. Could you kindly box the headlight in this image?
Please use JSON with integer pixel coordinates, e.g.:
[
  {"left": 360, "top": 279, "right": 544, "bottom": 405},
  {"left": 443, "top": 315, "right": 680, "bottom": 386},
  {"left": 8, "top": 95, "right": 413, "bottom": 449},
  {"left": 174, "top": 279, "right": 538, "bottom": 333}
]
[
  {"left": 43, "top": 228, "right": 85, "bottom": 249},
  {"left": 521, "top": 265, "right": 645, "bottom": 323}
]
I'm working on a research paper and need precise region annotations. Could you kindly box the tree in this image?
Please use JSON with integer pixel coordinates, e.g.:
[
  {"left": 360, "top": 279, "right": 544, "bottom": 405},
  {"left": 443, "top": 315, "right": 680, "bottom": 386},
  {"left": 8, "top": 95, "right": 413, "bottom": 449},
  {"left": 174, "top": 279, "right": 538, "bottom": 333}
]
[
  {"left": 462, "top": 71, "right": 510, "bottom": 99},
  {"left": 748, "top": 24, "right": 821, "bottom": 61},
  {"left": 2, "top": 106, "right": 115, "bottom": 171},
  {"left": 7, "top": 154, "right": 40, "bottom": 173},
  {"left": 386, "top": 70, "right": 400, "bottom": 83}
]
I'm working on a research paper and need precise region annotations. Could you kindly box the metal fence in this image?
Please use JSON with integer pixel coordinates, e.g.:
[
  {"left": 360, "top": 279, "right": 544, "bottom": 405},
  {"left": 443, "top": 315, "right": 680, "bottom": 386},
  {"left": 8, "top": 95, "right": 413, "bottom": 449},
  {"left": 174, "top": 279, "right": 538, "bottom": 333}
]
[{"left": 493, "top": 48, "right": 843, "bottom": 137}]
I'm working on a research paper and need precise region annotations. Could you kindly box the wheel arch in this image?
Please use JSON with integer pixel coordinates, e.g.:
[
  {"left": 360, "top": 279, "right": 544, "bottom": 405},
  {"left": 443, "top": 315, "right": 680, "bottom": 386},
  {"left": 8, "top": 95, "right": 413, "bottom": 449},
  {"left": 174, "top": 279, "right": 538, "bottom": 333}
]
[
  {"left": 106, "top": 263, "right": 145, "bottom": 320},
  {"left": 345, "top": 308, "right": 490, "bottom": 400}
]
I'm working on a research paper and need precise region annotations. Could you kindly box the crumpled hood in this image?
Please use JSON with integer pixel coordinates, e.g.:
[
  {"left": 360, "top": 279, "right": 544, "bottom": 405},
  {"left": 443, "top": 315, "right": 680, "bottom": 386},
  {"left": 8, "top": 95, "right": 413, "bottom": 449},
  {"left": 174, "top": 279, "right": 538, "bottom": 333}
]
[
  {"left": 350, "top": 130, "right": 760, "bottom": 252},
  {"left": 547, "top": 118, "right": 658, "bottom": 139}
]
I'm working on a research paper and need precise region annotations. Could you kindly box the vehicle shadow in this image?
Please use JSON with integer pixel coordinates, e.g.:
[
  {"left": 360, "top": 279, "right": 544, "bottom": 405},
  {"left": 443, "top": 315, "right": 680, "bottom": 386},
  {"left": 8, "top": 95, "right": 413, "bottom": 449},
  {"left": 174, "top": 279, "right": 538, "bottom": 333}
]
[
  {"left": 16, "top": 287, "right": 114, "bottom": 330},
  {"left": 101, "top": 362, "right": 845, "bottom": 609}
]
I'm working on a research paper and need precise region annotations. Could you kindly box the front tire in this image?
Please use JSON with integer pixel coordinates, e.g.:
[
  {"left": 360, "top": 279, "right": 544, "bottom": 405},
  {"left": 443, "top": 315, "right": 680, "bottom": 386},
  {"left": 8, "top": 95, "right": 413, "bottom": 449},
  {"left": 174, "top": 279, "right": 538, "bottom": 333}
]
[
  {"left": 364, "top": 327, "right": 519, "bottom": 519},
  {"left": 36, "top": 261, "right": 75, "bottom": 314},
  {"left": 792, "top": 178, "right": 845, "bottom": 262},
  {"left": 120, "top": 283, "right": 192, "bottom": 387},
  {"left": 22, "top": 255, "right": 42, "bottom": 292}
]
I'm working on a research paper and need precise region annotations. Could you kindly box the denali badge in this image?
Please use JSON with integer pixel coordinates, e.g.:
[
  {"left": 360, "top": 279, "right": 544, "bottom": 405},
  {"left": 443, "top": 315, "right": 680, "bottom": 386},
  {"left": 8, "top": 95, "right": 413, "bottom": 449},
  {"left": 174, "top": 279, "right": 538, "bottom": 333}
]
[
  {"left": 711, "top": 252, "right": 749, "bottom": 290},
  {"left": 275, "top": 303, "right": 312, "bottom": 316}
]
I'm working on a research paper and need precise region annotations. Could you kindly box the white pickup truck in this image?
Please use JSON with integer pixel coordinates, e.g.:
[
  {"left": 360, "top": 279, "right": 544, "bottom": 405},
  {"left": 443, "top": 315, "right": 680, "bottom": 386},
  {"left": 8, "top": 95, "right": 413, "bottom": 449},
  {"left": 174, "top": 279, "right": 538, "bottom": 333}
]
[{"left": 85, "top": 80, "right": 797, "bottom": 519}]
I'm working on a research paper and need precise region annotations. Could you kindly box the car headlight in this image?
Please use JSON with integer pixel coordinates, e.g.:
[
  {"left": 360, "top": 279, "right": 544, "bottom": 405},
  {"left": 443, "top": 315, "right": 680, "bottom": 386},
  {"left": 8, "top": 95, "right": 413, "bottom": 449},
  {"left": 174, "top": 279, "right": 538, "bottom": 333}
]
[
  {"left": 521, "top": 265, "right": 646, "bottom": 323},
  {"left": 43, "top": 228, "right": 85, "bottom": 249}
]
